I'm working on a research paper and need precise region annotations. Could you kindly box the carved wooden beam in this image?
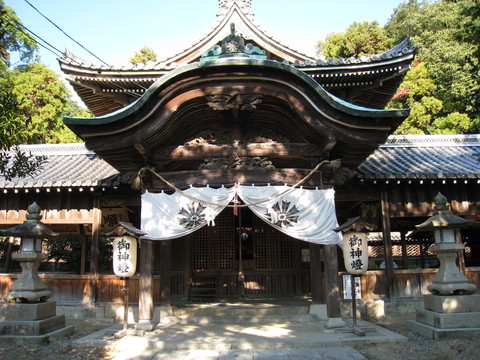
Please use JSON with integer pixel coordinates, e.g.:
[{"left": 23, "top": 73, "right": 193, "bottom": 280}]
[
  {"left": 152, "top": 143, "right": 328, "bottom": 161},
  {"left": 148, "top": 168, "right": 323, "bottom": 190}
]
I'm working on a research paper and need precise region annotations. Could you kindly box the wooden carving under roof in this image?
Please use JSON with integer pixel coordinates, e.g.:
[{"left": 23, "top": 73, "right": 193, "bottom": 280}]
[{"left": 58, "top": 0, "right": 416, "bottom": 117}]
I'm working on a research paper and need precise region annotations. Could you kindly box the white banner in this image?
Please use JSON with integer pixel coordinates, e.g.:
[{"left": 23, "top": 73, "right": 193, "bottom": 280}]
[{"left": 141, "top": 185, "right": 342, "bottom": 245}]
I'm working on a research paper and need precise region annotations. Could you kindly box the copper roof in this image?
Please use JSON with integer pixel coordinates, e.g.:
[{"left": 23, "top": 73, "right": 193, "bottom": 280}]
[{"left": 58, "top": 1, "right": 416, "bottom": 117}]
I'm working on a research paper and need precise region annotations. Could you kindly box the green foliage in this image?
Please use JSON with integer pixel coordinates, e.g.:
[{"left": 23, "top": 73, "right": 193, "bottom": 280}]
[
  {"left": 45, "top": 236, "right": 84, "bottom": 273},
  {"left": 317, "top": 0, "right": 479, "bottom": 134},
  {"left": 0, "top": 0, "right": 38, "bottom": 70},
  {"left": 0, "top": 146, "right": 46, "bottom": 181},
  {"left": 129, "top": 46, "right": 158, "bottom": 66},
  {"left": 385, "top": 0, "right": 478, "bottom": 133},
  {"left": 429, "top": 112, "right": 476, "bottom": 134},
  {"left": 9, "top": 63, "right": 71, "bottom": 143},
  {"left": 317, "top": 21, "right": 393, "bottom": 59},
  {"left": 45, "top": 236, "right": 114, "bottom": 273}
]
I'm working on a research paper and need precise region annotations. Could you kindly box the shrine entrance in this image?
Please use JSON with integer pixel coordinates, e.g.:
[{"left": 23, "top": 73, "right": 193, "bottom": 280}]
[{"left": 187, "top": 206, "right": 310, "bottom": 301}]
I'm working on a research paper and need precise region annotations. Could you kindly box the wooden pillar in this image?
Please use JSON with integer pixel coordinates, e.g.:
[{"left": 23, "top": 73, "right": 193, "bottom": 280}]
[
  {"left": 293, "top": 240, "right": 302, "bottom": 295},
  {"left": 380, "top": 190, "right": 396, "bottom": 301},
  {"left": 137, "top": 239, "right": 157, "bottom": 330},
  {"left": 88, "top": 196, "right": 101, "bottom": 307},
  {"left": 323, "top": 244, "right": 341, "bottom": 318},
  {"left": 401, "top": 231, "right": 408, "bottom": 270},
  {"left": 310, "top": 243, "right": 323, "bottom": 303},
  {"left": 159, "top": 240, "right": 172, "bottom": 307},
  {"left": 184, "top": 236, "right": 192, "bottom": 298},
  {"left": 456, "top": 229, "right": 466, "bottom": 274},
  {"left": 80, "top": 225, "right": 87, "bottom": 275}
]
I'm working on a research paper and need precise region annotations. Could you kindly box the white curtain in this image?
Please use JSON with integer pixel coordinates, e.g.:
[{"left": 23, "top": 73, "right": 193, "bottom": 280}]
[
  {"left": 237, "top": 185, "right": 342, "bottom": 245},
  {"left": 141, "top": 186, "right": 235, "bottom": 240},
  {"left": 141, "top": 185, "right": 342, "bottom": 245}
]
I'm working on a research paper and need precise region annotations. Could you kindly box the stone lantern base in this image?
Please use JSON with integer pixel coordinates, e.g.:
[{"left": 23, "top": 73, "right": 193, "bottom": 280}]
[
  {"left": 0, "top": 301, "right": 74, "bottom": 345},
  {"left": 408, "top": 294, "right": 480, "bottom": 339}
]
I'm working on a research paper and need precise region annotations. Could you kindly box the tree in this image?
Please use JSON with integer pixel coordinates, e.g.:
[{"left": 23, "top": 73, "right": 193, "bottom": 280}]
[
  {"left": 388, "top": 61, "right": 444, "bottom": 134},
  {"left": 129, "top": 46, "right": 157, "bottom": 66},
  {"left": 317, "top": 21, "right": 393, "bottom": 59},
  {"left": 0, "top": 0, "right": 37, "bottom": 70},
  {"left": 385, "top": 0, "right": 479, "bottom": 132},
  {"left": 1, "top": 1, "right": 45, "bottom": 180}
]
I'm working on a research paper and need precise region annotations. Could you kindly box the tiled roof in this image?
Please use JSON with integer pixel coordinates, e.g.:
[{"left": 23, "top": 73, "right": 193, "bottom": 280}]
[
  {"left": 0, "top": 143, "right": 120, "bottom": 189},
  {"left": 4, "top": 135, "right": 478, "bottom": 189},
  {"left": 358, "top": 135, "right": 480, "bottom": 181}
]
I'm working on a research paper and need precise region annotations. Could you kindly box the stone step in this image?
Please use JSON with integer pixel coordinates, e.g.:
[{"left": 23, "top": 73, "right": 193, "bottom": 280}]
[
  {"left": 0, "top": 324, "right": 75, "bottom": 345},
  {"left": 171, "top": 304, "right": 310, "bottom": 317},
  {"left": 161, "top": 313, "right": 321, "bottom": 325}
]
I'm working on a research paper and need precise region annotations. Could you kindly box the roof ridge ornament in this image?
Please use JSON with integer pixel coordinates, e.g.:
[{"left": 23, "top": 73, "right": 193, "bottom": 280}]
[
  {"left": 201, "top": 23, "right": 266, "bottom": 60},
  {"left": 217, "top": 0, "right": 254, "bottom": 18}
]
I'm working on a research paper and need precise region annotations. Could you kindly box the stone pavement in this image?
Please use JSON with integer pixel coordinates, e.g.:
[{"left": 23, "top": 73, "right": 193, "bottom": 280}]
[
  {"left": 74, "top": 318, "right": 404, "bottom": 360},
  {"left": 72, "top": 300, "right": 406, "bottom": 359},
  {"left": 109, "top": 347, "right": 367, "bottom": 360}
]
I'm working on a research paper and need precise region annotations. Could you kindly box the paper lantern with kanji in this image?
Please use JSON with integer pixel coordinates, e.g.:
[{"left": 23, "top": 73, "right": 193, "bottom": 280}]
[
  {"left": 342, "top": 232, "right": 368, "bottom": 274},
  {"left": 113, "top": 236, "right": 137, "bottom": 277}
]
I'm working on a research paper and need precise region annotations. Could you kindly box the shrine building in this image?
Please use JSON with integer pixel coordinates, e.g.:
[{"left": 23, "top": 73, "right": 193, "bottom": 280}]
[{"left": 1, "top": 0, "right": 479, "bottom": 326}]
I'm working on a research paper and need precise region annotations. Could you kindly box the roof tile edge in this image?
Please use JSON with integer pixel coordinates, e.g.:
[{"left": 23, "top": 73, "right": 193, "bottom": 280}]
[{"left": 384, "top": 134, "right": 480, "bottom": 147}]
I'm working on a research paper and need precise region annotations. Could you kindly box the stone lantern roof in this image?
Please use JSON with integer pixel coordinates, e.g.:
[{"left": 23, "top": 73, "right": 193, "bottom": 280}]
[
  {"left": 416, "top": 192, "right": 474, "bottom": 231},
  {"left": 0, "top": 202, "right": 59, "bottom": 238}
]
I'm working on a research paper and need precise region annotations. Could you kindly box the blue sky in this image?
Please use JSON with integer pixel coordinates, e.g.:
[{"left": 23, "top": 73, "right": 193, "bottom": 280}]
[{"left": 8, "top": 0, "right": 407, "bottom": 73}]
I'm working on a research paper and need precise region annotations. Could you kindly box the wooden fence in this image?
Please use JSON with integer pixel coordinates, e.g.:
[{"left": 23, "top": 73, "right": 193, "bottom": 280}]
[{"left": 1, "top": 268, "right": 479, "bottom": 304}]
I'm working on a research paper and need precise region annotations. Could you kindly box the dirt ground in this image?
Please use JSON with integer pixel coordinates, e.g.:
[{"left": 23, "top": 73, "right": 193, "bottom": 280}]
[
  {"left": 354, "top": 313, "right": 480, "bottom": 360},
  {"left": 0, "top": 314, "right": 479, "bottom": 360}
]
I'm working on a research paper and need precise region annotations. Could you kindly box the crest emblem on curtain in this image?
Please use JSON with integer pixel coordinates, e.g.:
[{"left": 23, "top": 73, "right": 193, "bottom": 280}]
[
  {"left": 266, "top": 200, "right": 300, "bottom": 228},
  {"left": 178, "top": 202, "right": 207, "bottom": 229}
]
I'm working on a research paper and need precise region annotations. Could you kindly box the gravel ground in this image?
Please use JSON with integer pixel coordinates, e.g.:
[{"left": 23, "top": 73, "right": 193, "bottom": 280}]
[{"left": 0, "top": 315, "right": 479, "bottom": 359}]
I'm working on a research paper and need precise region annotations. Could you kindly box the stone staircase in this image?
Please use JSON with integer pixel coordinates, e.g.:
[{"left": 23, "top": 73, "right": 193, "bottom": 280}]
[{"left": 161, "top": 301, "right": 319, "bottom": 326}]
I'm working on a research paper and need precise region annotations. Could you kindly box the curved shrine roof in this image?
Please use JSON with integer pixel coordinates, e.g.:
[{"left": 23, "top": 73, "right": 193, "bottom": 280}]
[
  {"left": 63, "top": 58, "right": 410, "bottom": 174},
  {"left": 58, "top": 1, "right": 416, "bottom": 117}
]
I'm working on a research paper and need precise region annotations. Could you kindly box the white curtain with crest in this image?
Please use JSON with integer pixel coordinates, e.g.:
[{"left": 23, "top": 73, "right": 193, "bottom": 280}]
[{"left": 141, "top": 185, "right": 342, "bottom": 245}]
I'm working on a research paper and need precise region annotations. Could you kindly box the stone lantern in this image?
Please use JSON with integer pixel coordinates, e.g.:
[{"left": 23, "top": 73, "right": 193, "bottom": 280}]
[
  {"left": 0, "top": 202, "right": 73, "bottom": 344},
  {"left": 415, "top": 192, "right": 476, "bottom": 295},
  {"left": 0, "top": 202, "right": 59, "bottom": 303},
  {"left": 409, "top": 193, "right": 480, "bottom": 339}
]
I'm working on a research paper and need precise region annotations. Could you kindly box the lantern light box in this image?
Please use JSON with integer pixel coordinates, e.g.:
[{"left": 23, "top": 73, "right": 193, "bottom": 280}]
[
  {"left": 342, "top": 232, "right": 369, "bottom": 275},
  {"left": 113, "top": 236, "right": 138, "bottom": 277}
]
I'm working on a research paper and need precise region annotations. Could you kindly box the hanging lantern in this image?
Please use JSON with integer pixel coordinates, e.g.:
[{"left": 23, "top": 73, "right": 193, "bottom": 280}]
[
  {"left": 113, "top": 236, "right": 138, "bottom": 277},
  {"left": 342, "top": 232, "right": 369, "bottom": 274},
  {"left": 335, "top": 216, "right": 375, "bottom": 275}
]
